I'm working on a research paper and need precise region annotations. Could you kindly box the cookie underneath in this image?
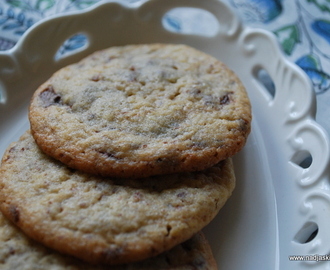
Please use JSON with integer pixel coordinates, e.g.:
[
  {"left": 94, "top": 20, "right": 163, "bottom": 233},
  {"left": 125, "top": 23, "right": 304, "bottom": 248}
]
[
  {"left": 0, "top": 209, "right": 217, "bottom": 269},
  {"left": 29, "top": 43, "right": 251, "bottom": 178},
  {"left": 0, "top": 131, "right": 235, "bottom": 265}
]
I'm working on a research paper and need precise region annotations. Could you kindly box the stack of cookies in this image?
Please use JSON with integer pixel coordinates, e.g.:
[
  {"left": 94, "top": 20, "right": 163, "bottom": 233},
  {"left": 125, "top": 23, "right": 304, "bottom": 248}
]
[{"left": 0, "top": 44, "right": 251, "bottom": 269}]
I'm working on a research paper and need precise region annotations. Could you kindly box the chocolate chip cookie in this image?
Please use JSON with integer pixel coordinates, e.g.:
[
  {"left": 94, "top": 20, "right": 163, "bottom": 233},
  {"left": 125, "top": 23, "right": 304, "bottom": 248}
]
[
  {"left": 29, "top": 43, "right": 251, "bottom": 178},
  {"left": 0, "top": 208, "right": 217, "bottom": 270},
  {"left": 0, "top": 131, "right": 235, "bottom": 265}
]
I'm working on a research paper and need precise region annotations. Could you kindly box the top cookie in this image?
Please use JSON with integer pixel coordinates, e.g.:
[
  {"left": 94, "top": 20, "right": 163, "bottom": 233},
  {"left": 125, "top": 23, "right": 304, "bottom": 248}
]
[{"left": 29, "top": 43, "right": 251, "bottom": 178}]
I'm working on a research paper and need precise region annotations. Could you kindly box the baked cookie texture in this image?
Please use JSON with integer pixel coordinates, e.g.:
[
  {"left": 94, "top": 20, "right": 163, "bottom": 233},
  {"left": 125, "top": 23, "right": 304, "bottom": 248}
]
[
  {"left": 0, "top": 131, "right": 235, "bottom": 265},
  {"left": 29, "top": 43, "right": 251, "bottom": 178},
  {"left": 0, "top": 209, "right": 217, "bottom": 270}
]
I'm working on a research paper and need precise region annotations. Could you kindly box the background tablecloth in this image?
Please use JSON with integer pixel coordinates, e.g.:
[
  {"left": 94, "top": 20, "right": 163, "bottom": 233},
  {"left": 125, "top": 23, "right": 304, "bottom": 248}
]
[{"left": 0, "top": 0, "right": 329, "bottom": 139}]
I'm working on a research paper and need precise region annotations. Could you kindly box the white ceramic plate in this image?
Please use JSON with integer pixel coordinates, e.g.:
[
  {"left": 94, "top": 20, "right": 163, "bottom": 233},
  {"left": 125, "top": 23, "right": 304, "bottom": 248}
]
[{"left": 0, "top": 0, "right": 329, "bottom": 269}]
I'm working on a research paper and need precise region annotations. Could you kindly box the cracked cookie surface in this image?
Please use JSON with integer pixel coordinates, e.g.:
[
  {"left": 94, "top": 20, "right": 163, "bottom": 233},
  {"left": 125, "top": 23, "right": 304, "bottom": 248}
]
[
  {"left": 29, "top": 43, "right": 251, "bottom": 178},
  {"left": 0, "top": 131, "right": 235, "bottom": 265}
]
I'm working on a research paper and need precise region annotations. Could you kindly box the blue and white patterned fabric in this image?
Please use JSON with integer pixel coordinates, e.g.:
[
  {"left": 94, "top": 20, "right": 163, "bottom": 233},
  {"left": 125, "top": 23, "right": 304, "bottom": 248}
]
[{"left": 0, "top": 0, "right": 329, "bottom": 135}]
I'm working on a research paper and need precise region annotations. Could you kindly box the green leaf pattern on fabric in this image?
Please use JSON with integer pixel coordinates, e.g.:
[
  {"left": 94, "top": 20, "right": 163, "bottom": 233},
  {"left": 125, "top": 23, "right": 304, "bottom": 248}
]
[
  {"left": 35, "top": 0, "right": 56, "bottom": 12},
  {"left": 6, "top": 0, "right": 97, "bottom": 12},
  {"left": 306, "top": 0, "right": 330, "bottom": 13},
  {"left": 274, "top": 24, "right": 300, "bottom": 55},
  {"left": 69, "top": 0, "right": 99, "bottom": 10}
]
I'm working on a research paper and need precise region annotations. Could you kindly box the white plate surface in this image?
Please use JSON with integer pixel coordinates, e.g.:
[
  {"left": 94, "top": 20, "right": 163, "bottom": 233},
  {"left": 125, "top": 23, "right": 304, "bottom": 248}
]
[{"left": 0, "top": 0, "right": 330, "bottom": 269}]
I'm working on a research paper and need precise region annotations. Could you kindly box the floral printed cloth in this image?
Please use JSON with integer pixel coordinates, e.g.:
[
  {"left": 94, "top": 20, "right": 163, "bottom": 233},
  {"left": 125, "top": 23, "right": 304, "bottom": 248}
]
[{"left": 0, "top": 0, "right": 329, "bottom": 136}]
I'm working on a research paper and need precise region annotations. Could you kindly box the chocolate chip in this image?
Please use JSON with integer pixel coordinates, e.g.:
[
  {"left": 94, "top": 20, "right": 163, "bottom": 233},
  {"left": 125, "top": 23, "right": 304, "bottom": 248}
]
[
  {"left": 220, "top": 94, "right": 230, "bottom": 105},
  {"left": 239, "top": 119, "right": 250, "bottom": 133},
  {"left": 105, "top": 56, "right": 118, "bottom": 63},
  {"left": 166, "top": 224, "right": 172, "bottom": 236},
  {"left": 99, "top": 151, "right": 118, "bottom": 159},
  {"left": 156, "top": 157, "right": 180, "bottom": 167},
  {"left": 39, "top": 86, "right": 62, "bottom": 107},
  {"left": 102, "top": 247, "right": 124, "bottom": 261},
  {"left": 8, "top": 205, "right": 20, "bottom": 223},
  {"left": 91, "top": 75, "right": 101, "bottom": 82},
  {"left": 8, "top": 146, "right": 16, "bottom": 153},
  {"left": 177, "top": 191, "right": 186, "bottom": 198},
  {"left": 206, "top": 64, "right": 215, "bottom": 74}
]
